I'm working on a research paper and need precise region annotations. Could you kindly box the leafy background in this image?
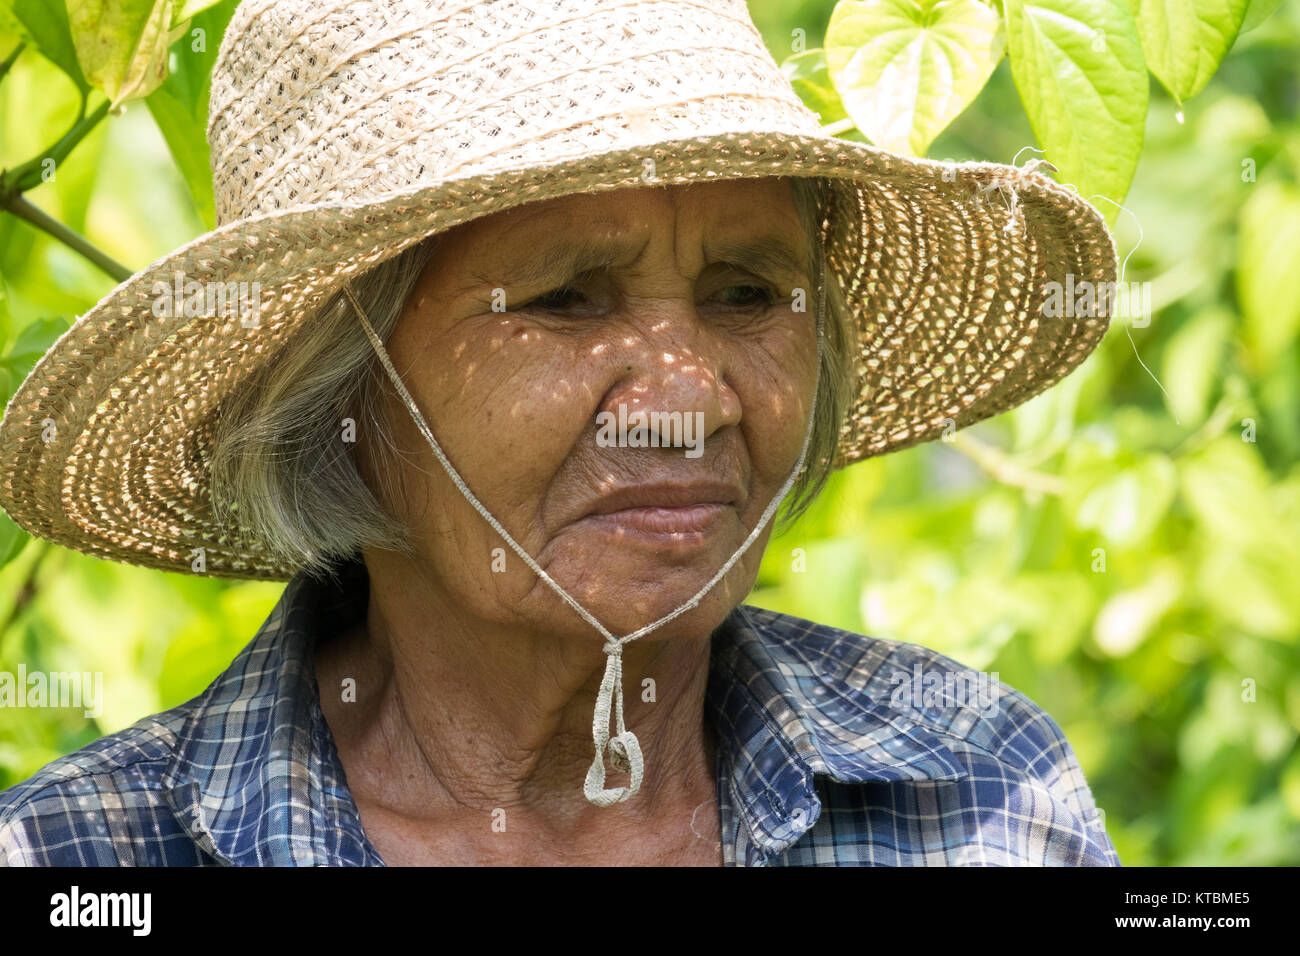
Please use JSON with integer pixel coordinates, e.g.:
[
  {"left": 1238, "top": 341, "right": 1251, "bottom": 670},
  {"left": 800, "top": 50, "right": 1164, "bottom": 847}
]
[{"left": 1, "top": 0, "right": 1298, "bottom": 865}]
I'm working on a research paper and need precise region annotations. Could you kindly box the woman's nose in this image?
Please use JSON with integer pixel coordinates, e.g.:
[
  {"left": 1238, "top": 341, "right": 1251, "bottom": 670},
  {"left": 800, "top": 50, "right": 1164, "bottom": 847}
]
[{"left": 596, "top": 317, "right": 742, "bottom": 449}]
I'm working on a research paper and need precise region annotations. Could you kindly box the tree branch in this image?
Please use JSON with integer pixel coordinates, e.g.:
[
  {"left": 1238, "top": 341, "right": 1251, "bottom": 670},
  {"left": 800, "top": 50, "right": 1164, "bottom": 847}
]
[
  {"left": 2, "top": 96, "right": 108, "bottom": 195},
  {"left": 0, "top": 42, "right": 23, "bottom": 84},
  {"left": 950, "top": 433, "right": 1067, "bottom": 496},
  {"left": 0, "top": 539, "right": 49, "bottom": 639},
  {"left": 0, "top": 194, "right": 130, "bottom": 281},
  {"left": 0, "top": 94, "right": 128, "bottom": 281}
]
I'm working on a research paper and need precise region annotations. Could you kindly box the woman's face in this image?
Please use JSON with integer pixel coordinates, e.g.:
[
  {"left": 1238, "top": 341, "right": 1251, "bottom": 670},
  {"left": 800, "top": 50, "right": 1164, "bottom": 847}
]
[{"left": 360, "top": 177, "right": 820, "bottom": 640}]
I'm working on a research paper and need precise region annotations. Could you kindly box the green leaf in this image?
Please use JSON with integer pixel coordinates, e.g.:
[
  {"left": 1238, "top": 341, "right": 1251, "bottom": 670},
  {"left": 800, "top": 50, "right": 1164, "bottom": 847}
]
[
  {"left": 1161, "top": 308, "right": 1232, "bottom": 424},
  {"left": 781, "top": 48, "right": 850, "bottom": 126},
  {"left": 66, "top": 0, "right": 187, "bottom": 106},
  {"left": 1011, "top": 364, "right": 1086, "bottom": 451},
  {"left": 0, "top": 512, "right": 30, "bottom": 567},
  {"left": 1136, "top": 0, "right": 1249, "bottom": 106},
  {"left": 1236, "top": 181, "right": 1300, "bottom": 372},
  {"left": 1002, "top": 0, "right": 1148, "bottom": 217},
  {"left": 0, "top": 0, "right": 90, "bottom": 91},
  {"left": 1083, "top": 456, "right": 1177, "bottom": 545},
  {"left": 0, "top": 279, "right": 11, "bottom": 354},
  {"left": 0, "top": 298, "right": 30, "bottom": 562},
  {"left": 146, "top": 88, "right": 214, "bottom": 227},
  {"left": 144, "top": 0, "right": 236, "bottom": 230},
  {"left": 1065, "top": 446, "right": 1177, "bottom": 545},
  {"left": 1093, "top": 561, "right": 1181, "bottom": 656},
  {"left": 1240, "top": 0, "right": 1282, "bottom": 33},
  {"left": 5, "top": 316, "right": 70, "bottom": 366},
  {"left": 1179, "top": 437, "right": 1269, "bottom": 543},
  {"left": 175, "top": 0, "right": 221, "bottom": 18},
  {"left": 151, "top": 0, "right": 232, "bottom": 114},
  {"left": 825, "top": 0, "right": 1006, "bottom": 156},
  {"left": 0, "top": 4, "right": 29, "bottom": 41},
  {"left": 1180, "top": 439, "right": 1300, "bottom": 638}
]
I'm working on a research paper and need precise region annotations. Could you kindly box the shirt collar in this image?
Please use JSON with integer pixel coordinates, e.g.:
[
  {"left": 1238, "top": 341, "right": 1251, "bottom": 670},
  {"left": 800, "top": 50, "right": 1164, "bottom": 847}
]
[
  {"left": 708, "top": 604, "right": 968, "bottom": 858},
  {"left": 160, "top": 558, "right": 378, "bottom": 866},
  {"left": 160, "top": 558, "right": 967, "bottom": 865}
]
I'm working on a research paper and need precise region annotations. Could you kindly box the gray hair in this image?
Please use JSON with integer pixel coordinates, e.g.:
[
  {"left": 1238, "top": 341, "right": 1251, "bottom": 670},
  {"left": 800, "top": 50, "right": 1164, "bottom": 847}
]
[{"left": 208, "top": 176, "right": 854, "bottom": 578}]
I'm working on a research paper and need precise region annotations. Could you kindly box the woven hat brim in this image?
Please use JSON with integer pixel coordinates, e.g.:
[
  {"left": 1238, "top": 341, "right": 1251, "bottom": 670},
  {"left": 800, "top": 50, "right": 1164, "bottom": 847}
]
[{"left": 0, "top": 129, "right": 1116, "bottom": 581}]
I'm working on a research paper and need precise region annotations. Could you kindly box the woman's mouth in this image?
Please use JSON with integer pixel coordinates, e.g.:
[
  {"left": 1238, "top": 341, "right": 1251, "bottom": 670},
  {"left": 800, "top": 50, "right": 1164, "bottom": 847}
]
[
  {"left": 583, "top": 503, "right": 730, "bottom": 536},
  {"left": 574, "top": 481, "right": 743, "bottom": 540}
]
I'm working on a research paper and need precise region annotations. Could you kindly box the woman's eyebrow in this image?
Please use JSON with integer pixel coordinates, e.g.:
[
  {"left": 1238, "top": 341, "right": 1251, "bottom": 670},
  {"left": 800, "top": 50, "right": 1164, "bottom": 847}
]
[
  {"left": 474, "top": 236, "right": 635, "bottom": 291},
  {"left": 471, "top": 232, "right": 809, "bottom": 291},
  {"left": 703, "top": 234, "right": 811, "bottom": 285}
]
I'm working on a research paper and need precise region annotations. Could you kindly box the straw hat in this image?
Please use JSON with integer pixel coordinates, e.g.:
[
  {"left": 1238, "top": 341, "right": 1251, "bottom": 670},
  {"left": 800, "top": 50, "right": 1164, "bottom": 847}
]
[{"left": 0, "top": 0, "right": 1116, "bottom": 582}]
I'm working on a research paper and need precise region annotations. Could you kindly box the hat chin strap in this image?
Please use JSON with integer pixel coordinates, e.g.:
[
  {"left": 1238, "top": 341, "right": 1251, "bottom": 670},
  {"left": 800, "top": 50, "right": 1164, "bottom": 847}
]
[{"left": 342, "top": 253, "right": 825, "bottom": 808}]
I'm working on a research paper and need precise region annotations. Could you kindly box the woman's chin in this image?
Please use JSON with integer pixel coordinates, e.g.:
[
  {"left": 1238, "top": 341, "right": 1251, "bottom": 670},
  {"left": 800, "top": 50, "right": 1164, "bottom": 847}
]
[{"left": 536, "top": 563, "right": 752, "bottom": 641}]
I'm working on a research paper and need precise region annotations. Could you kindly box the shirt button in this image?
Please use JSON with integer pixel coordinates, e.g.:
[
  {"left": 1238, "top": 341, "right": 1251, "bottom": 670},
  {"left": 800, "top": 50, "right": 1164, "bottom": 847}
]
[{"left": 791, "top": 807, "right": 807, "bottom": 827}]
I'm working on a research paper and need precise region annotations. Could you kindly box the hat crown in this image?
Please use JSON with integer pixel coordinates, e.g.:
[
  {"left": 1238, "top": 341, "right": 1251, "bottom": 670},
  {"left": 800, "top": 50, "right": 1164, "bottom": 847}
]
[{"left": 206, "top": 0, "right": 824, "bottom": 225}]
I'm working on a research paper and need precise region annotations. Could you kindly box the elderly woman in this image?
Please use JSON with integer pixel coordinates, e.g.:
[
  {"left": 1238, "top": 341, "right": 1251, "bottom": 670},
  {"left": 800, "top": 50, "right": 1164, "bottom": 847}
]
[{"left": 0, "top": 0, "right": 1118, "bottom": 866}]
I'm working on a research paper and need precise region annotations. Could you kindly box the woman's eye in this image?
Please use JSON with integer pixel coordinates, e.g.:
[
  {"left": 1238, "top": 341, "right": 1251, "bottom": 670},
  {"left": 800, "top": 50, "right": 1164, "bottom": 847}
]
[
  {"left": 528, "top": 285, "right": 585, "bottom": 311},
  {"left": 718, "top": 284, "right": 776, "bottom": 308},
  {"left": 521, "top": 282, "right": 776, "bottom": 313}
]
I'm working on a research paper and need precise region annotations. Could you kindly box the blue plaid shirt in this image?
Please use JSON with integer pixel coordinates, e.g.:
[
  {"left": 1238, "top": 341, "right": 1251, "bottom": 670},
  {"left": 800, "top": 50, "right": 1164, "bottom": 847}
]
[{"left": 0, "top": 558, "right": 1120, "bottom": 866}]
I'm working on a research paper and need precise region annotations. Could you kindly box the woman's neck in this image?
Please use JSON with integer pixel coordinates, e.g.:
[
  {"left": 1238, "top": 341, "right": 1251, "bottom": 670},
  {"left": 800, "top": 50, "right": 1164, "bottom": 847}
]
[{"left": 313, "top": 553, "right": 723, "bottom": 864}]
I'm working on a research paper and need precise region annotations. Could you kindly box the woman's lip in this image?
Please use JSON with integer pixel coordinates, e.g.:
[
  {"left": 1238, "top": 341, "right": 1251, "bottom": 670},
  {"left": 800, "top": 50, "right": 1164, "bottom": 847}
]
[{"left": 581, "top": 503, "right": 730, "bottom": 536}]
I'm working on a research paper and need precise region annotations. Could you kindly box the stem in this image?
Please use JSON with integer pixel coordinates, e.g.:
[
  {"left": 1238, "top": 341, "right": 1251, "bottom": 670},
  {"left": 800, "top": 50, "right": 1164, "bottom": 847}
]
[
  {"left": 3, "top": 96, "right": 108, "bottom": 195},
  {"left": 0, "top": 42, "right": 23, "bottom": 83},
  {"left": 1146, "top": 256, "right": 1206, "bottom": 315},
  {"left": 0, "top": 95, "right": 127, "bottom": 280},
  {"left": 0, "top": 539, "right": 49, "bottom": 639},
  {"left": 950, "top": 433, "right": 1067, "bottom": 496},
  {"left": 1170, "top": 389, "right": 1244, "bottom": 459},
  {"left": 821, "top": 118, "right": 855, "bottom": 136},
  {"left": 1, "top": 194, "right": 130, "bottom": 281}
]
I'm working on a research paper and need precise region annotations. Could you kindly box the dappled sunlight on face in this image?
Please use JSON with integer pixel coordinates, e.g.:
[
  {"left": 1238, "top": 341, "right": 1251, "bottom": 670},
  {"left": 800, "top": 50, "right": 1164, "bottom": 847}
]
[{"left": 360, "top": 178, "right": 819, "bottom": 642}]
